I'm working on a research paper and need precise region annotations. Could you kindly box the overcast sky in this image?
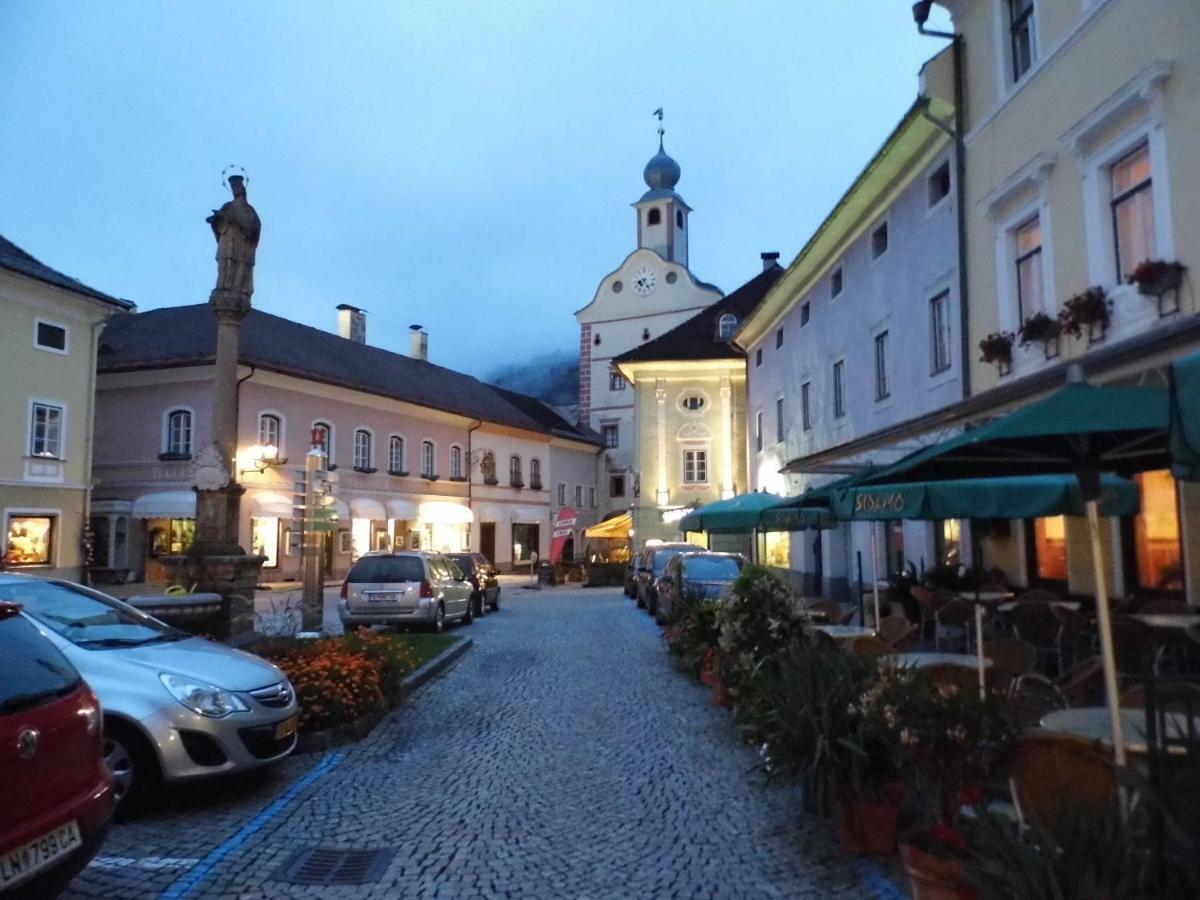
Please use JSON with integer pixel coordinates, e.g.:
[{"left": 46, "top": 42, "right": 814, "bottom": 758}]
[{"left": 2, "top": 1, "right": 951, "bottom": 377}]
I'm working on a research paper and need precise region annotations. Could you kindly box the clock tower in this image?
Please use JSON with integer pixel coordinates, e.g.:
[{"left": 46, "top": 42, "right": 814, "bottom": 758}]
[{"left": 574, "top": 117, "right": 723, "bottom": 519}]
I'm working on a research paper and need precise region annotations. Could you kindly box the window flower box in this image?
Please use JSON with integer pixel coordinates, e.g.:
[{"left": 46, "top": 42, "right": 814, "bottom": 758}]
[
  {"left": 1128, "top": 259, "right": 1185, "bottom": 297},
  {"left": 1018, "top": 312, "right": 1062, "bottom": 359},
  {"left": 1059, "top": 286, "right": 1110, "bottom": 345},
  {"left": 978, "top": 331, "right": 1014, "bottom": 375},
  {"left": 387, "top": 469, "right": 409, "bottom": 478}
]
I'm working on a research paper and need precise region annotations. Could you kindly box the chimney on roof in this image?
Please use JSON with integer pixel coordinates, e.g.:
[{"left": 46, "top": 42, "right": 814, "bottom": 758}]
[
  {"left": 336, "top": 304, "right": 366, "bottom": 343},
  {"left": 409, "top": 324, "right": 428, "bottom": 361},
  {"left": 760, "top": 251, "right": 780, "bottom": 271}
]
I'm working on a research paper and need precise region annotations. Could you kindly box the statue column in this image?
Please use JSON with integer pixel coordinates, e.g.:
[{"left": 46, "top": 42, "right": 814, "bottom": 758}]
[
  {"left": 655, "top": 380, "right": 670, "bottom": 507},
  {"left": 720, "top": 375, "right": 735, "bottom": 499}
]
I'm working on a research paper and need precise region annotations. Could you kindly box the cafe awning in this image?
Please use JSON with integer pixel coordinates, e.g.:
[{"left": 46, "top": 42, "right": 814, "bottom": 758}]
[
  {"left": 1171, "top": 350, "right": 1200, "bottom": 482},
  {"left": 251, "top": 491, "right": 293, "bottom": 518},
  {"left": 759, "top": 504, "right": 835, "bottom": 532},
  {"left": 678, "top": 492, "right": 783, "bottom": 534},
  {"left": 584, "top": 512, "right": 632, "bottom": 540},
  {"left": 418, "top": 501, "right": 473, "bottom": 524},
  {"left": 349, "top": 497, "right": 387, "bottom": 520},
  {"left": 828, "top": 473, "right": 1140, "bottom": 521},
  {"left": 131, "top": 491, "right": 196, "bottom": 519},
  {"left": 386, "top": 499, "right": 418, "bottom": 520}
]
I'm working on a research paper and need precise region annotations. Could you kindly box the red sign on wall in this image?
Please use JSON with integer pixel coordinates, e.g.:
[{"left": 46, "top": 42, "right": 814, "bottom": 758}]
[{"left": 550, "top": 507, "right": 578, "bottom": 563}]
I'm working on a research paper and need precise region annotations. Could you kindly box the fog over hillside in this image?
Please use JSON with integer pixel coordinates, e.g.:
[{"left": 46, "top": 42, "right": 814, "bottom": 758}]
[{"left": 488, "top": 349, "right": 580, "bottom": 417}]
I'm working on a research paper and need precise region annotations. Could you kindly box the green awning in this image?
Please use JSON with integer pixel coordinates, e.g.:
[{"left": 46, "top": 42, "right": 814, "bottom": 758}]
[
  {"left": 830, "top": 474, "right": 1140, "bottom": 521},
  {"left": 1171, "top": 350, "right": 1200, "bottom": 482},
  {"left": 852, "top": 383, "right": 1170, "bottom": 490},
  {"left": 677, "top": 492, "right": 783, "bottom": 534},
  {"left": 759, "top": 504, "right": 835, "bottom": 532}
]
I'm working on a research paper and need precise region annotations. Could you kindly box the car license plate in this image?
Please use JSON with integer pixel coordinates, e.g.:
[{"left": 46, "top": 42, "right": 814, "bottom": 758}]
[
  {"left": 0, "top": 820, "right": 81, "bottom": 889},
  {"left": 366, "top": 591, "right": 400, "bottom": 603},
  {"left": 274, "top": 715, "right": 299, "bottom": 740}
]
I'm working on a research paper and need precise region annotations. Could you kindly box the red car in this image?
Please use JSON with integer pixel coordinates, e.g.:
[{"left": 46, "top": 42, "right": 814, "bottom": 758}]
[{"left": 0, "top": 602, "right": 114, "bottom": 898}]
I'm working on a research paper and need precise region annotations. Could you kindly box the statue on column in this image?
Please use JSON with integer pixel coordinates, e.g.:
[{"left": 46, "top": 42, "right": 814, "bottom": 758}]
[{"left": 207, "top": 172, "right": 260, "bottom": 316}]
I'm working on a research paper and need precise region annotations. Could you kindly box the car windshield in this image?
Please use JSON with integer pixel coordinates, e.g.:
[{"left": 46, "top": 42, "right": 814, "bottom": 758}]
[
  {"left": 682, "top": 556, "right": 742, "bottom": 581},
  {"left": 0, "top": 612, "right": 82, "bottom": 714},
  {"left": 652, "top": 547, "right": 700, "bottom": 575},
  {"left": 348, "top": 556, "right": 426, "bottom": 583},
  {"left": 0, "top": 580, "right": 180, "bottom": 649},
  {"left": 448, "top": 555, "right": 476, "bottom": 574}
]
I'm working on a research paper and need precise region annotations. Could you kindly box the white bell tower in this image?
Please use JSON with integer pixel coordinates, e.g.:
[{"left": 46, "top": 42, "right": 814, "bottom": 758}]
[{"left": 634, "top": 110, "right": 690, "bottom": 267}]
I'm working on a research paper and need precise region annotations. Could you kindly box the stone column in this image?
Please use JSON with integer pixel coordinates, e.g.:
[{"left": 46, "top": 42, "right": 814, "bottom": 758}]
[
  {"left": 655, "top": 380, "right": 669, "bottom": 506},
  {"left": 720, "top": 375, "right": 734, "bottom": 499}
]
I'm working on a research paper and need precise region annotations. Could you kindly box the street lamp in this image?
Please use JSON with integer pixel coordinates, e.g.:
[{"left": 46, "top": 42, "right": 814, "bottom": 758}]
[{"left": 240, "top": 443, "right": 288, "bottom": 474}]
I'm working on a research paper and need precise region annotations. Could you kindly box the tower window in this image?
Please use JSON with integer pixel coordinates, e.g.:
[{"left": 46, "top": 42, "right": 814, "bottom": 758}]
[
  {"left": 647, "top": 208, "right": 662, "bottom": 226},
  {"left": 676, "top": 210, "right": 683, "bottom": 228}
]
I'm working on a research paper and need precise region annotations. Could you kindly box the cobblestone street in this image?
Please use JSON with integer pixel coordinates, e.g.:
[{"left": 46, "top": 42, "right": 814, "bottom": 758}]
[{"left": 65, "top": 586, "right": 903, "bottom": 899}]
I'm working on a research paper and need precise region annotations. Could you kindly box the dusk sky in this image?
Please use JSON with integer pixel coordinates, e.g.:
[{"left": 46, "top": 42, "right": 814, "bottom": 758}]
[{"left": 2, "top": 2, "right": 951, "bottom": 377}]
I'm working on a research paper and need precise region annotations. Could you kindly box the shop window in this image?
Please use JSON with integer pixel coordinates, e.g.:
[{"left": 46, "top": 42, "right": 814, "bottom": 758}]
[
  {"left": 4, "top": 515, "right": 55, "bottom": 566},
  {"left": 512, "top": 523, "right": 539, "bottom": 562},
  {"left": 148, "top": 519, "right": 194, "bottom": 558},
  {"left": 1133, "top": 469, "right": 1183, "bottom": 591},
  {"left": 763, "top": 531, "right": 790, "bottom": 568},
  {"left": 1033, "top": 516, "right": 1067, "bottom": 581},
  {"left": 251, "top": 517, "right": 280, "bottom": 568},
  {"left": 934, "top": 519, "right": 962, "bottom": 568}
]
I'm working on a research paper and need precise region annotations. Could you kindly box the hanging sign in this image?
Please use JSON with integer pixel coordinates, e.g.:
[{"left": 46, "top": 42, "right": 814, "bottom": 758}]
[{"left": 550, "top": 507, "right": 578, "bottom": 563}]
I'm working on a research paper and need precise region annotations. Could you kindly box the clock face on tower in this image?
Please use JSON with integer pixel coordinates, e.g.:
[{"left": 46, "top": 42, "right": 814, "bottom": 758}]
[{"left": 632, "top": 267, "right": 657, "bottom": 296}]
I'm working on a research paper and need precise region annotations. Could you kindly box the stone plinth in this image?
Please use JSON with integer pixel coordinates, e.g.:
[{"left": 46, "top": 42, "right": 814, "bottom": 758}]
[{"left": 160, "top": 553, "right": 265, "bottom": 638}]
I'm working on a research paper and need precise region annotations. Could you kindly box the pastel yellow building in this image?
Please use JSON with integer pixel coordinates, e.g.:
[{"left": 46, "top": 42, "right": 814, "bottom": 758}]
[{"left": 0, "top": 237, "right": 133, "bottom": 578}]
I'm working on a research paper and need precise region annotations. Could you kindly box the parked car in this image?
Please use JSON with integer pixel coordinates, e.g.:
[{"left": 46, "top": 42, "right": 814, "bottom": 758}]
[
  {"left": 447, "top": 552, "right": 501, "bottom": 616},
  {"left": 0, "top": 574, "right": 300, "bottom": 812},
  {"left": 654, "top": 552, "right": 745, "bottom": 623},
  {"left": 1, "top": 601, "right": 113, "bottom": 898},
  {"left": 623, "top": 557, "right": 639, "bottom": 599},
  {"left": 339, "top": 551, "right": 474, "bottom": 632},
  {"left": 635, "top": 542, "right": 704, "bottom": 616}
]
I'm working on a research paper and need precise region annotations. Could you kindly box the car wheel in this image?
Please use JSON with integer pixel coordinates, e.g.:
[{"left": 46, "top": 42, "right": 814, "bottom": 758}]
[
  {"left": 636, "top": 590, "right": 645, "bottom": 609},
  {"left": 474, "top": 592, "right": 485, "bottom": 618},
  {"left": 489, "top": 592, "right": 500, "bottom": 612},
  {"left": 431, "top": 602, "right": 446, "bottom": 633},
  {"left": 104, "top": 719, "right": 160, "bottom": 814},
  {"left": 463, "top": 598, "right": 474, "bottom": 625}
]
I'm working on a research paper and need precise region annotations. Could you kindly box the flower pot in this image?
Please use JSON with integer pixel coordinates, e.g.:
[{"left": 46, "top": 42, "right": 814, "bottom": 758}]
[
  {"left": 900, "top": 844, "right": 976, "bottom": 900},
  {"left": 834, "top": 793, "right": 900, "bottom": 855},
  {"left": 1136, "top": 263, "right": 1184, "bottom": 297}
]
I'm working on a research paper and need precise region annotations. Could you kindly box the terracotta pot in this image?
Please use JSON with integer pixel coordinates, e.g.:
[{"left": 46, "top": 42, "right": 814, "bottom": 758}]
[
  {"left": 833, "top": 792, "right": 900, "bottom": 855},
  {"left": 900, "top": 844, "right": 976, "bottom": 900}
]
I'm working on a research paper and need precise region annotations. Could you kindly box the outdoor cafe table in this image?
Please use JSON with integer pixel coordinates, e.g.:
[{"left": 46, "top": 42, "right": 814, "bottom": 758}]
[
  {"left": 1130, "top": 614, "right": 1200, "bottom": 631},
  {"left": 813, "top": 624, "right": 876, "bottom": 641},
  {"left": 1041, "top": 706, "right": 1200, "bottom": 754},
  {"left": 881, "top": 652, "right": 990, "bottom": 670},
  {"left": 997, "top": 599, "right": 1081, "bottom": 614}
]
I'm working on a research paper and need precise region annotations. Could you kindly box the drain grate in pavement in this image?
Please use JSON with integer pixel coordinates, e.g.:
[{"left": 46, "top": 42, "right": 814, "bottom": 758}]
[{"left": 274, "top": 847, "right": 395, "bottom": 885}]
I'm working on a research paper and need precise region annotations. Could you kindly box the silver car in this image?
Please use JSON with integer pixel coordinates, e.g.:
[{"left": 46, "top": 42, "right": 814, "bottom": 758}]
[
  {"left": 654, "top": 551, "right": 744, "bottom": 623},
  {"left": 0, "top": 573, "right": 299, "bottom": 810},
  {"left": 338, "top": 551, "right": 474, "bottom": 632}
]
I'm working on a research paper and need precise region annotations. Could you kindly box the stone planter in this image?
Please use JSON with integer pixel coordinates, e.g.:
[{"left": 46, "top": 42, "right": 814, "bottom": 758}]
[
  {"left": 900, "top": 844, "right": 976, "bottom": 900},
  {"left": 833, "top": 787, "right": 902, "bottom": 856}
]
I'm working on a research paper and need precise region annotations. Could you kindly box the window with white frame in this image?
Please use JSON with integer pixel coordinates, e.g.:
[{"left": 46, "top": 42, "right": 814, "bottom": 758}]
[
  {"left": 258, "top": 413, "right": 281, "bottom": 450},
  {"left": 312, "top": 421, "right": 332, "bottom": 461},
  {"left": 354, "top": 429, "right": 373, "bottom": 470},
  {"left": 682, "top": 449, "right": 708, "bottom": 484},
  {"left": 776, "top": 397, "right": 785, "bottom": 444},
  {"left": 35, "top": 321, "right": 67, "bottom": 353},
  {"left": 930, "top": 291, "right": 952, "bottom": 374},
  {"left": 421, "top": 440, "right": 435, "bottom": 478},
  {"left": 509, "top": 455, "right": 523, "bottom": 486},
  {"left": 30, "top": 402, "right": 63, "bottom": 458},
  {"left": 1008, "top": 0, "right": 1036, "bottom": 82},
  {"left": 801, "top": 382, "right": 812, "bottom": 431},
  {"left": 529, "top": 457, "right": 541, "bottom": 488},
  {"left": 557, "top": 482, "right": 566, "bottom": 504},
  {"left": 832, "top": 360, "right": 846, "bottom": 419},
  {"left": 609, "top": 370, "right": 626, "bottom": 391},
  {"left": 574, "top": 484, "right": 583, "bottom": 506},
  {"left": 1110, "top": 142, "right": 1155, "bottom": 282},
  {"left": 450, "top": 445, "right": 464, "bottom": 479},
  {"left": 588, "top": 486, "right": 597, "bottom": 508},
  {"left": 602, "top": 423, "right": 619, "bottom": 448},
  {"left": 1014, "top": 215, "right": 1044, "bottom": 323},
  {"left": 717, "top": 314, "right": 738, "bottom": 339},
  {"left": 165, "top": 409, "right": 192, "bottom": 457},
  {"left": 874, "top": 331, "right": 890, "bottom": 401},
  {"left": 389, "top": 435, "right": 406, "bottom": 473}
]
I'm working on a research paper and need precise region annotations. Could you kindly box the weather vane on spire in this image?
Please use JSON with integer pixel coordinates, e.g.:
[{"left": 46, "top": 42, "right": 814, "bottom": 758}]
[{"left": 653, "top": 107, "right": 664, "bottom": 145}]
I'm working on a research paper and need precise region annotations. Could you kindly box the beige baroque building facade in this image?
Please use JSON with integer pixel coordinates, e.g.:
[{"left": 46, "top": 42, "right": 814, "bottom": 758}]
[{"left": 0, "top": 237, "right": 134, "bottom": 579}]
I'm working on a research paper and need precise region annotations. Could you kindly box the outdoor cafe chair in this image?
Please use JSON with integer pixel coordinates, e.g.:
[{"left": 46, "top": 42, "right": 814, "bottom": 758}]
[
  {"left": 983, "top": 638, "right": 1037, "bottom": 695},
  {"left": 910, "top": 585, "right": 942, "bottom": 641},
  {"left": 1010, "top": 731, "right": 1117, "bottom": 834},
  {"left": 1052, "top": 603, "right": 1097, "bottom": 672},
  {"left": 924, "top": 662, "right": 980, "bottom": 695},
  {"left": 1006, "top": 673, "right": 1069, "bottom": 730},
  {"left": 1138, "top": 599, "right": 1193, "bottom": 616},
  {"left": 877, "top": 615, "right": 917, "bottom": 651},
  {"left": 1118, "top": 681, "right": 1200, "bottom": 715},
  {"left": 934, "top": 598, "right": 973, "bottom": 652},
  {"left": 848, "top": 635, "right": 896, "bottom": 658},
  {"left": 1007, "top": 601, "right": 1062, "bottom": 673},
  {"left": 1111, "top": 615, "right": 1164, "bottom": 680}
]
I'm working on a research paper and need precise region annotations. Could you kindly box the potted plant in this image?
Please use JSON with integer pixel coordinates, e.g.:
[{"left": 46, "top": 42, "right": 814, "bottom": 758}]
[
  {"left": 1059, "top": 287, "right": 1111, "bottom": 343},
  {"left": 1128, "top": 259, "right": 1185, "bottom": 297},
  {"left": 1018, "top": 312, "right": 1062, "bottom": 359},
  {"left": 978, "top": 332, "right": 1014, "bottom": 372}
]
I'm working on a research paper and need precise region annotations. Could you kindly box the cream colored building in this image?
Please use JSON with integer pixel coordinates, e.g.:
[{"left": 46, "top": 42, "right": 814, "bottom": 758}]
[
  {"left": 925, "top": 0, "right": 1200, "bottom": 602},
  {"left": 0, "top": 237, "right": 134, "bottom": 579},
  {"left": 615, "top": 261, "right": 782, "bottom": 549}
]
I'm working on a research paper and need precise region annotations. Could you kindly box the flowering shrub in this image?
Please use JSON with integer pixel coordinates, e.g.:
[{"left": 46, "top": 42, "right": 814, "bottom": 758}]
[
  {"left": 339, "top": 628, "right": 421, "bottom": 704},
  {"left": 715, "top": 565, "right": 805, "bottom": 692}
]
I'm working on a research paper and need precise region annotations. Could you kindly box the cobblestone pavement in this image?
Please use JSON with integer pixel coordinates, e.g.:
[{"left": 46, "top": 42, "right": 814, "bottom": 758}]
[{"left": 65, "top": 585, "right": 904, "bottom": 899}]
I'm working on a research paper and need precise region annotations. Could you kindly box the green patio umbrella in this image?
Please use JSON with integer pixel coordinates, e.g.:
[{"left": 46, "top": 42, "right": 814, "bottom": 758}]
[
  {"left": 1170, "top": 350, "right": 1200, "bottom": 482},
  {"left": 850, "top": 379, "right": 1171, "bottom": 767},
  {"left": 677, "top": 492, "right": 783, "bottom": 534},
  {"left": 828, "top": 473, "right": 1141, "bottom": 696}
]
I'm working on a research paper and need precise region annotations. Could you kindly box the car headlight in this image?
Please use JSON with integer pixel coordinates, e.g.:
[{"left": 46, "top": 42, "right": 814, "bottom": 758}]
[{"left": 159, "top": 673, "right": 248, "bottom": 718}]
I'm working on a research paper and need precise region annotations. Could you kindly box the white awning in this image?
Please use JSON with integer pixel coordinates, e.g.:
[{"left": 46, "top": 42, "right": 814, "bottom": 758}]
[
  {"left": 418, "top": 501, "right": 474, "bottom": 524},
  {"left": 349, "top": 497, "right": 387, "bottom": 520},
  {"left": 386, "top": 499, "right": 418, "bottom": 520},
  {"left": 476, "top": 505, "right": 507, "bottom": 522},
  {"left": 512, "top": 506, "right": 547, "bottom": 523},
  {"left": 332, "top": 499, "right": 349, "bottom": 519},
  {"left": 131, "top": 491, "right": 196, "bottom": 519},
  {"left": 251, "top": 491, "right": 293, "bottom": 518}
]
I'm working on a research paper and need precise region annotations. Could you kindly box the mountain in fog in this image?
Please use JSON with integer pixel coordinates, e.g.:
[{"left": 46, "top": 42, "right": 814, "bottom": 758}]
[{"left": 487, "top": 349, "right": 580, "bottom": 421}]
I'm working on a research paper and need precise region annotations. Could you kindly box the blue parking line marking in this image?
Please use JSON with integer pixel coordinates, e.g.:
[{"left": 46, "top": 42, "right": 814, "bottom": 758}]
[
  {"left": 158, "top": 752, "right": 344, "bottom": 900},
  {"left": 854, "top": 859, "right": 908, "bottom": 899}
]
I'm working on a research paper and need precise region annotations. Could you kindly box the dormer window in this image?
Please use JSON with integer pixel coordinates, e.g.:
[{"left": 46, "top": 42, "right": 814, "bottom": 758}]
[
  {"left": 647, "top": 207, "right": 662, "bottom": 226},
  {"left": 717, "top": 314, "right": 738, "bottom": 340}
]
